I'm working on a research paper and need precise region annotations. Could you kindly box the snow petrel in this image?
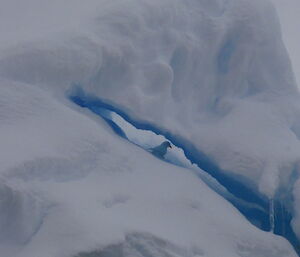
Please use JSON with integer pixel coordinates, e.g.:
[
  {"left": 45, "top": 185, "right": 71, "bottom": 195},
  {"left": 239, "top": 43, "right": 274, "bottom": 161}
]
[{"left": 150, "top": 141, "right": 172, "bottom": 159}]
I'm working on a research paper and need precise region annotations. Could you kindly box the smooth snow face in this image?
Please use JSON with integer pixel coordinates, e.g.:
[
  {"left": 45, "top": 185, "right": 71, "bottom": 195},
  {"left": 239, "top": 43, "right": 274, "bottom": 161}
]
[{"left": 0, "top": 0, "right": 299, "bottom": 256}]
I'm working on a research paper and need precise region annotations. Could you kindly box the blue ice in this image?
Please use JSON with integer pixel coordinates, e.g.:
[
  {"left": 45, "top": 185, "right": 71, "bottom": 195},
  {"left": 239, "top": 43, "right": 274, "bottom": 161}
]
[{"left": 69, "top": 86, "right": 300, "bottom": 255}]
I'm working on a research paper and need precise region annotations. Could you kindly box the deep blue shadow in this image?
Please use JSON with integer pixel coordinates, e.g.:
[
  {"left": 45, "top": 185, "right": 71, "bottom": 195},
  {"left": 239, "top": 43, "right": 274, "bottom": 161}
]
[{"left": 68, "top": 86, "right": 300, "bottom": 255}]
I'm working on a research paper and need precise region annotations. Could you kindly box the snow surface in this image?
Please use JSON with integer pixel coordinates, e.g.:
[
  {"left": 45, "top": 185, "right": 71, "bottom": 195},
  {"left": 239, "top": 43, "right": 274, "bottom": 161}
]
[{"left": 0, "top": 0, "right": 299, "bottom": 256}]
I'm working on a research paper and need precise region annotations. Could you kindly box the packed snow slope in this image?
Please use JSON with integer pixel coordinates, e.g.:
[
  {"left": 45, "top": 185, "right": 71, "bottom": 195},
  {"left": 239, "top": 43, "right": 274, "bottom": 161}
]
[{"left": 0, "top": 0, "right": 300, "bottom": 256}]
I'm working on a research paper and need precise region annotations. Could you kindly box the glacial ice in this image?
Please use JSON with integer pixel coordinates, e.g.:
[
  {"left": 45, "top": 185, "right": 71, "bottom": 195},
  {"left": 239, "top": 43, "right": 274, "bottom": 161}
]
[{"left": 0, "top": 0, "right": 299, "bottom": 256}]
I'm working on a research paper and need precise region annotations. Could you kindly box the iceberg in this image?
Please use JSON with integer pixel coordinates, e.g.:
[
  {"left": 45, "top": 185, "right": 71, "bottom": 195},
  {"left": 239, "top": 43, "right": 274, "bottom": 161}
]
[{"left": 0, "top": 0, "right": 299, "bottom": 256}]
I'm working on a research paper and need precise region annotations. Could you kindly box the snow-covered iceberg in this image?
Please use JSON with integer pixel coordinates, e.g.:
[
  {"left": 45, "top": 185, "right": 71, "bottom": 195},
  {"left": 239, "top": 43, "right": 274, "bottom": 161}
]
[{"left": 0, "top": 0, "right": 299, "bottom": 256}]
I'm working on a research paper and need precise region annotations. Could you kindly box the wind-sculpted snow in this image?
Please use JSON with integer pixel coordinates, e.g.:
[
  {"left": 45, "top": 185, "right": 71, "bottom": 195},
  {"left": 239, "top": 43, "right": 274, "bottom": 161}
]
[{"left": 0, "top": 0, "right": 299, "bottom": 256}]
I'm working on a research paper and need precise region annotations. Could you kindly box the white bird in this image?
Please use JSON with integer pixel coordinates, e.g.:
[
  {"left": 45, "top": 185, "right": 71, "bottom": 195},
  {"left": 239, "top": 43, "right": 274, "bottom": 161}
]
[{"left": 149, "top": 141, "right": 172, "bottom": 159}]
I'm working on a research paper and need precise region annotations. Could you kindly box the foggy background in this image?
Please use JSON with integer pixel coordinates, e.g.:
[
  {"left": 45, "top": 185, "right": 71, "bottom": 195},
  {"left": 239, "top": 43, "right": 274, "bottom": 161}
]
[{"left": 271, "top": 0, "right": 300, "bottom": 87}]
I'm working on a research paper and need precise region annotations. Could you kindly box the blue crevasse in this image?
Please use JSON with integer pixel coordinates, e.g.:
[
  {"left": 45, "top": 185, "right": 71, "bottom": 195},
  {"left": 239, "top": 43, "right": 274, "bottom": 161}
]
[{"left": 68, "top": 86, "right": 300, "bottom": 255}]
